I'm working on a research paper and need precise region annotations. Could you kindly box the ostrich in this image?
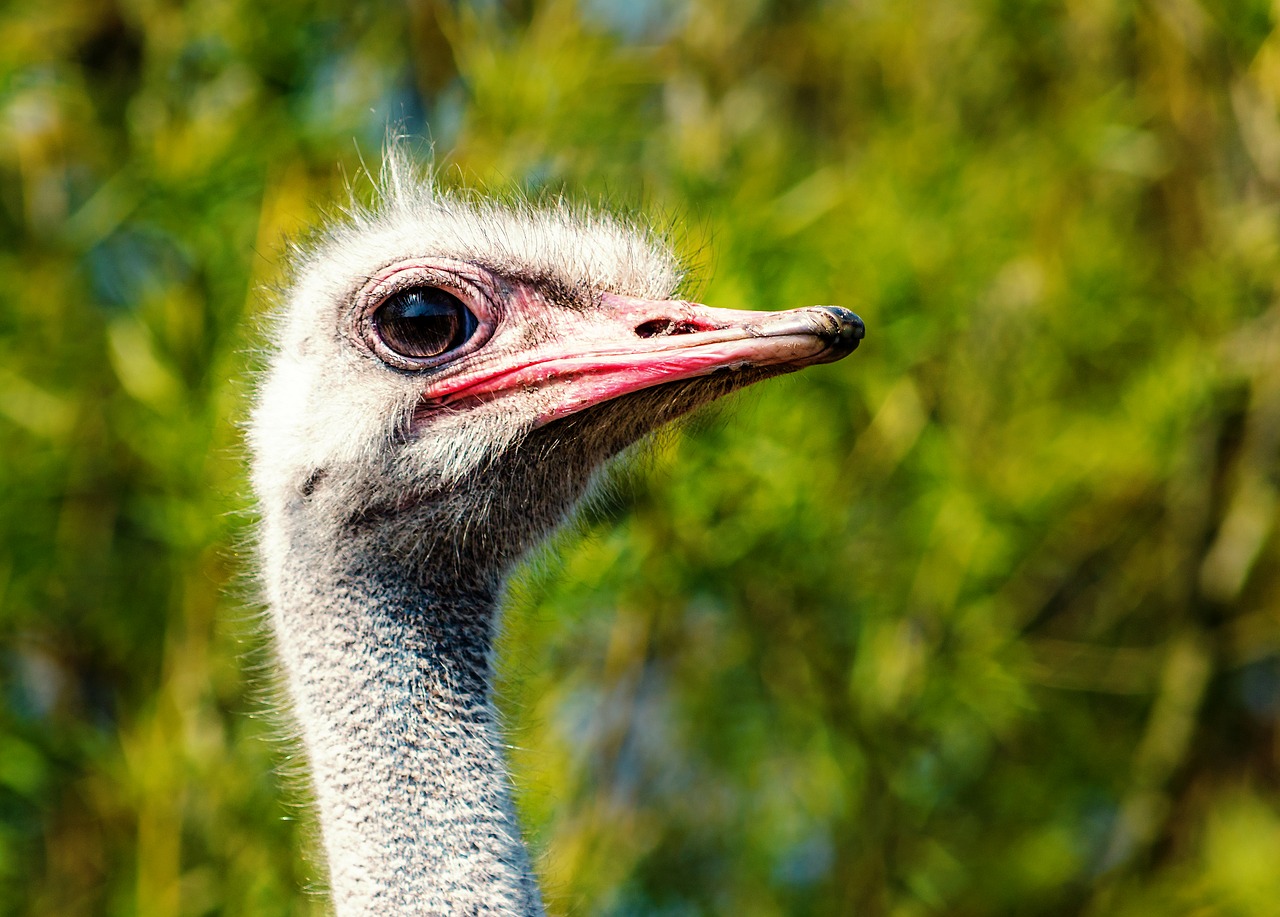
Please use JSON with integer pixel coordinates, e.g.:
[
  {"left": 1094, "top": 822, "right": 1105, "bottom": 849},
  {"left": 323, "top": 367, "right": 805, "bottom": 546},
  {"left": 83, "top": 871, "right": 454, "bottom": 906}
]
[{"left": 248, "top": 153, "right": 864, "bottom": 915}]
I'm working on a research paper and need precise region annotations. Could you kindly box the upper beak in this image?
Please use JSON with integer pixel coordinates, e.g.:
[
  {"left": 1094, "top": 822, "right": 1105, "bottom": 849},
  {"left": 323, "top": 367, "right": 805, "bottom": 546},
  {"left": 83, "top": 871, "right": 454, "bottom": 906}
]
[{"left": 421, "top": 295, "right": 864, "bottom": 424}]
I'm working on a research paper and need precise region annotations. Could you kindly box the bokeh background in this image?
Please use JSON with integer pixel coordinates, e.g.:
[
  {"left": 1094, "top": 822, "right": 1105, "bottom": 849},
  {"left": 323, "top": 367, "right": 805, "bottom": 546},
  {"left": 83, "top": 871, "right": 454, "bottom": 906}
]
[{"left": 4, "top": 0, "right": 1280, "bottom": 914}]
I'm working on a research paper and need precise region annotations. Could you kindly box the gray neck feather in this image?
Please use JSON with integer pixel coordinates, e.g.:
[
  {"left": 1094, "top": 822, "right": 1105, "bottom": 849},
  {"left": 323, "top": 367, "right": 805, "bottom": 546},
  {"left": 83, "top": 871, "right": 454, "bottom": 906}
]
[{"left": 269, "top": 526, "right": 545, "bottom": 916}]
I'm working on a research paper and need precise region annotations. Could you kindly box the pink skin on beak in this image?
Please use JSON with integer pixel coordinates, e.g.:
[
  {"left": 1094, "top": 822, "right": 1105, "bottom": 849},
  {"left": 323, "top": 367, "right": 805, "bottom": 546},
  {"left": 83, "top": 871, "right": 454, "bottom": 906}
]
[{"left": 421, "top": 293, "right": 864, "bottom": 425}]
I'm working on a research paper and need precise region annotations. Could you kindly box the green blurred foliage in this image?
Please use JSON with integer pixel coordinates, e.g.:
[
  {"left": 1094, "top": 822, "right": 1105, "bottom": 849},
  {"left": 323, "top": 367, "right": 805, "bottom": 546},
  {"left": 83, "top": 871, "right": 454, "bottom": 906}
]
[{"left": 3, "top": 0, "right": 1280, "bottom": 914}]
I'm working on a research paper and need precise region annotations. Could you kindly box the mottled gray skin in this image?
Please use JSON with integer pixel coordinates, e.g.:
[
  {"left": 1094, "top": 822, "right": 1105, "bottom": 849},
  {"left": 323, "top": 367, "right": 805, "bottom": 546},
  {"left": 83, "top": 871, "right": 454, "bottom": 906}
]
[
  {"left": 249, "top": 155, "right": 773, "bottom": 915},
  {"left": 270, "top": 533, "right": 537, "bottom": 914}
]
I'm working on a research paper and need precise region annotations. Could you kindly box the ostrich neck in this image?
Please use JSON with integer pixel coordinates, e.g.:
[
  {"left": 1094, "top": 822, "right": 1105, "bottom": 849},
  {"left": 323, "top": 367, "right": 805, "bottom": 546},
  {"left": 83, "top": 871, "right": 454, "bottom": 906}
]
[{"left": 268, "top": 531, "right": 544, "bottom": 916}]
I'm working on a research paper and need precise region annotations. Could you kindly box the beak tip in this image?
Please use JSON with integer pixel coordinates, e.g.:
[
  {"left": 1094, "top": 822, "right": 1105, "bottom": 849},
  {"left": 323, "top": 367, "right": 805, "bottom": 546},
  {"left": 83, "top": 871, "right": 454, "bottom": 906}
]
[{"left": 815, "top": 306, "right": 865, "bottom": 357}]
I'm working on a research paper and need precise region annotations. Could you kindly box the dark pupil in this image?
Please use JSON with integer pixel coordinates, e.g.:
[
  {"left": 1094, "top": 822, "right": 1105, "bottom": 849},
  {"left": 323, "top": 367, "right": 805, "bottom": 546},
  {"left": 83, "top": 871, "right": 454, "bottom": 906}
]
[{"left": 374, "top": 287, "right": 476, "bottom": 359}]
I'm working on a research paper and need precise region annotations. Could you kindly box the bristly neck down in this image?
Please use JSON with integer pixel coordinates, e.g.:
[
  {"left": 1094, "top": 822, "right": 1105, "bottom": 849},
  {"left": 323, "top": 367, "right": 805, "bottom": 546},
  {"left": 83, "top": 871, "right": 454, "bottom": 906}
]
[{"left": 267, "top": 522, "right": 546, "bottom": 917}]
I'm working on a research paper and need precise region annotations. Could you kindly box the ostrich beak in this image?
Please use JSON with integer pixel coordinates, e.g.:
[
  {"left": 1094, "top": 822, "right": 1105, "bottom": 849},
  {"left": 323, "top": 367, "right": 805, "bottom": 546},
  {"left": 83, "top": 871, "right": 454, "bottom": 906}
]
[{"left": 425, "top": 295, "right": 864, "bottom": 424}]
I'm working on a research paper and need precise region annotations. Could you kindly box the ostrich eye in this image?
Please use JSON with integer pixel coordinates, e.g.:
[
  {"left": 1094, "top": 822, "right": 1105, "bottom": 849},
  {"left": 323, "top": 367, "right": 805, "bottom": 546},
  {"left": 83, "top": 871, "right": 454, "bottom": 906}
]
[{"left": 373, "top": 287, "right": 478, "bottom": 360}]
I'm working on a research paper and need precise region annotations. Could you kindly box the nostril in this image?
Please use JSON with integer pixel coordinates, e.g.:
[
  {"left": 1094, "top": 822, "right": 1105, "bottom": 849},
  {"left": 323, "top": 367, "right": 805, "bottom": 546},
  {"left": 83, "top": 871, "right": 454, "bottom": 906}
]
[
  {"left": 635, "top": 319, "right": 672, "bottom": 338},
  {"left": 635, "top": 318, "right": 702, "bottom": 338}
]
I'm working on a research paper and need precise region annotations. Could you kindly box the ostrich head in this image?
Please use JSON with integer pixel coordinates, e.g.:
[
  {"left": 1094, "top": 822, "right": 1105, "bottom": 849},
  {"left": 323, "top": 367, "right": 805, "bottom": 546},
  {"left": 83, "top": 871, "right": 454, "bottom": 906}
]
[
  {"left": 250, "top": 155, "right": 863, "bottom": 595},
  {"left": 246, "top": 154, "right": 864, "bottom": 914}
]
